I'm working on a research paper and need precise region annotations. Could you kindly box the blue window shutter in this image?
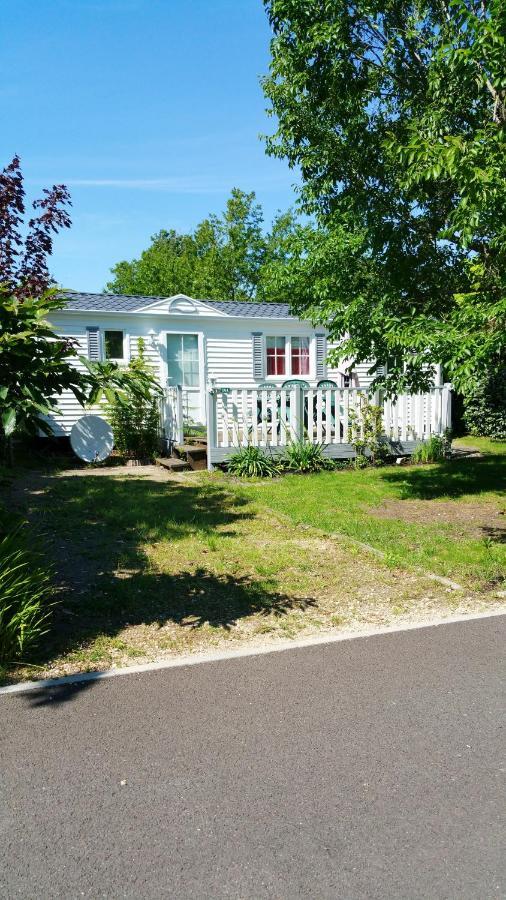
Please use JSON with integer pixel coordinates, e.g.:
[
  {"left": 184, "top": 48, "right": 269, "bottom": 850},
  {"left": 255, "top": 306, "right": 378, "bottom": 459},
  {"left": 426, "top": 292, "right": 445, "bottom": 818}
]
[
  {"left": 376, "top": 364, "right": 386, "bottom": 376},
  {"left": 86, "top": 326, "right": 102, "bottom": 361},
  {"left": 252, "top": 332, "right": 264, "bottom": 380},
  {"left": 316, "top": 334, "right": 327, "bottom": 379}
]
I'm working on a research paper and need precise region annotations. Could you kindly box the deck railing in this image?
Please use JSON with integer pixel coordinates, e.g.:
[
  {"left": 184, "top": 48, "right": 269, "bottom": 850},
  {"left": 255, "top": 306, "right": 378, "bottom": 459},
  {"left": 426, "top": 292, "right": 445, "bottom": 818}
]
[{"left": 206, "top": 384, "right": 452, "bottom": 468}]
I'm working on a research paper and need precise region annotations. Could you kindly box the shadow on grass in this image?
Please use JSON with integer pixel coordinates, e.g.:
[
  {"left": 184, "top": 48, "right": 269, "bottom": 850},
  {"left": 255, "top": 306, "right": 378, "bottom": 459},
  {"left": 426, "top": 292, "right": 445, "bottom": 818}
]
[
  {"left": 23, "top": 568, "right": 315, "bottom": 707},
  {"left": 28, "top": 473, "right": 253, "bottom": 548},
  {"left": 380, "top": 455, "right": 506, "bottom": 501},
  {"left": 46, "top": 567, "right": 315, "bottom": 650},
  {"left": 481, "top": 525, "right": 506, "bottom": 544},
  {"left": 10, "top": 472, "right": 316, "bottom": 702}
]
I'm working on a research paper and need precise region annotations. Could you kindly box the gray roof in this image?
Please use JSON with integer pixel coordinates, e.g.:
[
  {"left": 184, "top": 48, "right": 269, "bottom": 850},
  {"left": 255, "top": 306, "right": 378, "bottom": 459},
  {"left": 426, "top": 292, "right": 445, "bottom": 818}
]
[{"left": 58, "top": 292, "right": 296, "bottom": 319}]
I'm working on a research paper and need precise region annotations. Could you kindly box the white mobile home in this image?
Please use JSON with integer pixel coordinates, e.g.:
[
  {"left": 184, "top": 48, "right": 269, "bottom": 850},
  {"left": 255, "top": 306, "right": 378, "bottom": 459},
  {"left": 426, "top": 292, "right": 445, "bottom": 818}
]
[{"left": 49, "top": 291, "right": 451, "bottom": 464}]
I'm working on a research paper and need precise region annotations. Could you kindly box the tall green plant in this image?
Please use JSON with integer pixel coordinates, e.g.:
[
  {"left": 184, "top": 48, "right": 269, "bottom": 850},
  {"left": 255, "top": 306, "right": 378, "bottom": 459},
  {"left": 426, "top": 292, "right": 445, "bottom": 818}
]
[
  {"left": 412, "top": 434, "right": 451, "bottom": 464},
  {"left": 0, "top": 156, "right": 84, "bottom": 455},
  {"left": 0, "top": 288, "right": 87, "bottom": 444},
  {"left": 227, "top": 445, "right": 281, "bottom": 478},
  {"left": 282, "top": 440, "right": 332, "bottom": 473},
  {"left": 0, "top": 525, "right": 52, "bottom": 666},
  {"left": 107, "top": 339, "right": 162, "bottom": 459},
  {"left": 348, "top": 395, "right": 388, "bottom": 466}
]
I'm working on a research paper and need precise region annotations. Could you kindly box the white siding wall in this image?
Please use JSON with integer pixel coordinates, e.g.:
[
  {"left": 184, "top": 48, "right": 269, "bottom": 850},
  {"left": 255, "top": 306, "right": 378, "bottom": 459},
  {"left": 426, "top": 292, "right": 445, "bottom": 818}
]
[
  {"left": 205, "top": 318, "right": 320, "bottom": 388},
  {"left": 47, "top": 311, "right": 377, "bottom": 435},
  {"left": 206, "top": 336, "right": 253, "bottom": 385},
  {"left": 44, "top": 326, "right": 93, "bottom": 435},
  {"left": 46, "top": 314, "right": 163, "bottom": 435},
  {"left": 326, "top": 342, "right": 376, "bottom": 389},
  {"left": 327, "top": 361, "right": 376, "bottom": 388}
]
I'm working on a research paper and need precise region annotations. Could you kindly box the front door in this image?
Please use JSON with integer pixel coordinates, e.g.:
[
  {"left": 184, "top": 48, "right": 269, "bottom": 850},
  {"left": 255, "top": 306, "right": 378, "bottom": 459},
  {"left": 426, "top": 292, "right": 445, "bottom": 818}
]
[{"left": 166, "top": 333, "right": 204, "bottom": 425}]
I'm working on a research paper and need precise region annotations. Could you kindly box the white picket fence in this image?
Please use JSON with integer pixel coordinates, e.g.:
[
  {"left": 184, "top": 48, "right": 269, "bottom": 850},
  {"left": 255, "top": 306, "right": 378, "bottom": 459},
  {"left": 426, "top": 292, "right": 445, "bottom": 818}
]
[{"left": 206, "top": 384, "right": 452, "bottom": 467}]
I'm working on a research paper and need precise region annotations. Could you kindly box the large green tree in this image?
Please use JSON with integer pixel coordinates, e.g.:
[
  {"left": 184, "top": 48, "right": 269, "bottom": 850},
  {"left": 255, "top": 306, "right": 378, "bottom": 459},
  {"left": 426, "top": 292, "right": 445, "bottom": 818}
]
[
  {"left": 107, "top": 230, "right": 199, "bottom": 299},
  {"left": 107, "top": 188, "right": 299, "bottom": 302},
  {"left": 262, "top": 0, "right": 506, "bottom": 394}
]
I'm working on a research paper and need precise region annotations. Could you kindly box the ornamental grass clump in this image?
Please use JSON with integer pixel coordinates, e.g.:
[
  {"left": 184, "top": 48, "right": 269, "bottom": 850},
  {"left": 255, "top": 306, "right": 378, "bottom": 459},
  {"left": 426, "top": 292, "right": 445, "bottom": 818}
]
[
  {"left": 281, "top": 440, "right": 333, "bottom": 473},
  {"left": 227, "top": 445, "right": 281, "bottom": 478},
  {"left": 412, "top": 434, "right": 451, "bottom": 464},
  {"left": 0, "top": 525, "right": 53, "bottom": 666}
]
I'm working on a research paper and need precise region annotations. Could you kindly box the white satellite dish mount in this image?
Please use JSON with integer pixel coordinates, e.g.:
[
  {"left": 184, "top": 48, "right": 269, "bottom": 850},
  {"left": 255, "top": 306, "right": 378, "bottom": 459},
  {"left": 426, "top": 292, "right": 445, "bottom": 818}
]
[{"left": 70, "top": 415, "right": 114, "bottom": 463}]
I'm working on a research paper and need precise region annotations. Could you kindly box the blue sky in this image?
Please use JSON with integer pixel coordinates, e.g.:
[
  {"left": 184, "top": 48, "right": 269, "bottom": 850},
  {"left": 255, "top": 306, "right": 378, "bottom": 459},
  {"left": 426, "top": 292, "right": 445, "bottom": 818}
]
[{"left": 1, "top": 0, "right": 297, "bottom": 292}]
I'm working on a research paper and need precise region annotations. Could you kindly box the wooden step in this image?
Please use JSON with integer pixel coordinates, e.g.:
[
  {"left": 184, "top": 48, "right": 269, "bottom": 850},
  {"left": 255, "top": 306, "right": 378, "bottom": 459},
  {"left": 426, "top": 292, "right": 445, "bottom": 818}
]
[
  {"left": 155, "top": 457, "right": 191, "bottom": 472},
  {"left": 174, "top": 444, "right": 208, "bottom": 471},
  {"left": 183, "top": 437, "right": 208, "bottom": 447},
  {"left": 174, "top": 444, "right": 207, "bottom": 458}
]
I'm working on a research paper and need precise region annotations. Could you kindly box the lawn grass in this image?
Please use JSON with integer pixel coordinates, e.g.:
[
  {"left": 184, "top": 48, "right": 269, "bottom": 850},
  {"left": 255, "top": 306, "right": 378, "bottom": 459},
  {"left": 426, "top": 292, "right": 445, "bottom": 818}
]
[
  {"left": 453, "top": 435, "right": 506, "bottom": 456},
  {"left": 3, "top": 439, "right": 505, "bottom": 682},
  {"left": 233, "top": 441, "right": 506, "bottom": 590}
]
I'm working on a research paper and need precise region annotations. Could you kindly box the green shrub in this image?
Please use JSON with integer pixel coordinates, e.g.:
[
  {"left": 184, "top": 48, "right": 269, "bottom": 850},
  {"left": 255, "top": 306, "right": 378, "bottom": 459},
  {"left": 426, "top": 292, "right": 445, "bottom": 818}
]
[
  {"left": 462, "top": 367, "right": 506, "bottom": 441},
  {"left": 350, "top": 453, "right": 370, "bottom": 469},
  {"left": 227, "top": 445, "right": 281, "bottom": 478},
  {"left": 412, "top": 434, "right": 451, "bottom": 464},
  {"left": 282, "top": 440, "right": 333, "bottom": 473},
  {"left": 0, "top": 525, "right": 52, "bottom": 665},
  {"left": 348, "top": 394, "right": 389, "bottom": 465},
  {"left": 108, "top": 339, "right": 161, "bottom": 459}
]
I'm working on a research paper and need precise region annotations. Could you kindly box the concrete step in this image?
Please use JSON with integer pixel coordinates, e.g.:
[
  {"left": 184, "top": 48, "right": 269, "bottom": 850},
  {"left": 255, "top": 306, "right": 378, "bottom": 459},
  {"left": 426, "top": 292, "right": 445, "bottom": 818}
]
[{"left": 155, "top": 457, "right": 191, "bottom": 473}]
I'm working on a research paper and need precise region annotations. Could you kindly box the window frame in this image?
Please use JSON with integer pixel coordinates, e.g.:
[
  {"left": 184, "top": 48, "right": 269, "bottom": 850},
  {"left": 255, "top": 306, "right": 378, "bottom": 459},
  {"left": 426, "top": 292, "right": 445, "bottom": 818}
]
[
  {"left": 103, "top": 329, "right": 128, "bottom": 363},
  {"left": 166, "top": 332, "right": 200, "bottom": 389},
  {"left": 265, "top": 334, "right": 313, "bottom": 380},
  {"left": 266, "top": 335, "right": 287, "bottom": 377},
  {"left": 290, "top": 335, "right": 310, "bottom": 377}
]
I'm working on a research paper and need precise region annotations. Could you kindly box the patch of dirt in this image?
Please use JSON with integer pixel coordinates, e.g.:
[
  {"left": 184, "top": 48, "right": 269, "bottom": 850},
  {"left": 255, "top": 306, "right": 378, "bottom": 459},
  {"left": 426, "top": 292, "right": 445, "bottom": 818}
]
[
  {"left": 51, "top": 463, "right": 186, "bottom": 481},
  {"left": 370, "top": 499, "right": 506, "bottom": 541}
]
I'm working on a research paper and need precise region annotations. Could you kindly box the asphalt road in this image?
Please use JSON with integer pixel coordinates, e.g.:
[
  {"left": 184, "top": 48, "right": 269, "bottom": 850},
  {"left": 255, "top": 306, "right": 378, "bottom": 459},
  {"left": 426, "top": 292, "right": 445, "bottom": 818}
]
[{"left": 1, "top": 616, "right": 505, "bottom": 899}]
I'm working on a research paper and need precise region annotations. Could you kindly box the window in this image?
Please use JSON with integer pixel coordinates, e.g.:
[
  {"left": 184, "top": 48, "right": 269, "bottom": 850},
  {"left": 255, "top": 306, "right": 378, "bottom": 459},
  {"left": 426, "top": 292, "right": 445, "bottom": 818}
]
[
  {"left": 266, "top": 336, "right": 286, "bottom": 376},
  {"left": 104, "top": 330, "right": 124, "bottom": 360},
  {"left": 291, "top": 336, "right": 310, "bottom": 375},
  {"left": 167, "top": 333, "right": 199, "bottom": 387},
  {"left": 266, "top": 336, "right": 311, "bottom": 378}
]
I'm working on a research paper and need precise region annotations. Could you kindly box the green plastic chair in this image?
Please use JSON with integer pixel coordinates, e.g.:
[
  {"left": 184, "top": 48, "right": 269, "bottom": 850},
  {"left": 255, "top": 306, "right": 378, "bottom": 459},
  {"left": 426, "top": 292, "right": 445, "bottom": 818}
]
[{"left": 281, "top": 379, "right": 310, "bottom": 390}]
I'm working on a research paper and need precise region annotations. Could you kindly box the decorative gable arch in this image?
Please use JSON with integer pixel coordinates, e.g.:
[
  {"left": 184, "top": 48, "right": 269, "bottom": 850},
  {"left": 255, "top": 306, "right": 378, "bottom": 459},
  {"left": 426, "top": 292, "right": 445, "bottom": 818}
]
[
  {"left": 168, "top": 294, "right": 199, "bottom": 315},
  {"left": 133, "top": 293, "right": 228, "bottom": 317}
]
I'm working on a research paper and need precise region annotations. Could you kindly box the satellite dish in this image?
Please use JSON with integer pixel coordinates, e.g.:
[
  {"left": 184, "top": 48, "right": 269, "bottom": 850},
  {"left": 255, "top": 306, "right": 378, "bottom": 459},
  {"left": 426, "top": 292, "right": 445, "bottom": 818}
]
[{"left": 70, "top": 415, "right": 114, "bottom": 463}]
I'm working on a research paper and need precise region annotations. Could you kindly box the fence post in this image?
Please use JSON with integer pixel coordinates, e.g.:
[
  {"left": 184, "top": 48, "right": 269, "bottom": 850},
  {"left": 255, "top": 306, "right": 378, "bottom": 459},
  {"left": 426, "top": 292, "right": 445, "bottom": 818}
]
[
  {"left": 206, "top": 390, "right": 217, "bottom": 470},
  {"left": 443, "top": 384, "right": 452, "bottom": 433},
  {"left": 293, "top": 386, "right": 305, "bottom": 442},
  {"left": 163, "top": 387, "right": 175, "bottom": 445}
]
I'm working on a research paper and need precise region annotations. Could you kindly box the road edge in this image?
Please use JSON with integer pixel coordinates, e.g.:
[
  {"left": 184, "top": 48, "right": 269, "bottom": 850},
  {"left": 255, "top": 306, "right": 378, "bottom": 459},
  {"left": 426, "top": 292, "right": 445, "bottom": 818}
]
[{"left": 1, "top": 607, "right": 505, "bottom": 697}]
